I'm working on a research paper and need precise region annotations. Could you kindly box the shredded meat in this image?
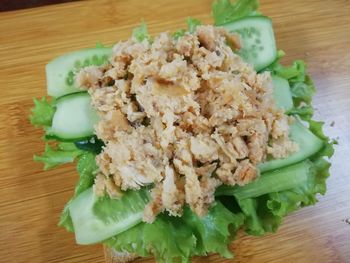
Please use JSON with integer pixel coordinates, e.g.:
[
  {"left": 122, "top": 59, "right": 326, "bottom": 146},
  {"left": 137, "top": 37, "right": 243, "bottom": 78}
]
[
  {"left": 234, "top": 160, "right": 259, "bottom": 186},
  {"left": 76, "top": 25, "right": 298, "bottom": 222},
  {"left": 75, "top": 66, "right": 103, "bottom": 89}
]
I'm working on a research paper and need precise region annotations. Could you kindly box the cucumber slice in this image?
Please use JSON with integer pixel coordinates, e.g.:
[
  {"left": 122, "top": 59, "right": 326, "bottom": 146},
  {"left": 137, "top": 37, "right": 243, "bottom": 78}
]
[
  {"left": 272, "top": 75, "right": 294, "bottom": 111},
  {"left": 217, "top": 161, "right": 311, "bottom": 198},
  {"left": 222, "top": 16, "right": 277, "bottom": 71},
  {"left": 47, "top": 92, "right": 99, "bottom": 141},
  {"left": 46, "top": 48, "right": 112, "bottom": 97},
  {"left": 69, "top": 188, "right": 149, "bottom": 244},
  {"left": 259, "top": 120, "right": 324, "bottom": 172}
]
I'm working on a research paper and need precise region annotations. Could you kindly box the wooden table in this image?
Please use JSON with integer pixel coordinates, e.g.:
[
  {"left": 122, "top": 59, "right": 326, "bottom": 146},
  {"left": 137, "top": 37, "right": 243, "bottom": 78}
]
[{"left": 1, "top": 0, "right": 349, "bottom": 262}]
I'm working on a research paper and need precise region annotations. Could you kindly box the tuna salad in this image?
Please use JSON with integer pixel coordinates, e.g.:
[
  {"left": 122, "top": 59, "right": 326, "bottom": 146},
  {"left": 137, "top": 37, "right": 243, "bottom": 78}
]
[{"left": 76, "top": 25, "right": 298, "bottom": 222}]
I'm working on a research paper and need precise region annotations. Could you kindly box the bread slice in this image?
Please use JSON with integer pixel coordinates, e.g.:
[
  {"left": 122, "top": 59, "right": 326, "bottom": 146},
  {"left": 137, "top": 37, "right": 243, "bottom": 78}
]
[{"left": 104, "top": 245, "right": 138, "bottom": 263}]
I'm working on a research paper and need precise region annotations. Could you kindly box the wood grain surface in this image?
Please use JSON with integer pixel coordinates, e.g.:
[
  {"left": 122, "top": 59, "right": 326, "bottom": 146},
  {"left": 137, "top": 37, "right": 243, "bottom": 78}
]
[{"left": 1, "top": 0, "right": 349, "bottom": 262}]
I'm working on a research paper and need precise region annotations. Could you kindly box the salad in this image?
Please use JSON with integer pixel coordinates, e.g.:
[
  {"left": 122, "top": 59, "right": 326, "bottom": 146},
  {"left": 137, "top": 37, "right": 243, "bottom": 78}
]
[{"left": 30, "top": 0, "right": 334, "bottom": 262}]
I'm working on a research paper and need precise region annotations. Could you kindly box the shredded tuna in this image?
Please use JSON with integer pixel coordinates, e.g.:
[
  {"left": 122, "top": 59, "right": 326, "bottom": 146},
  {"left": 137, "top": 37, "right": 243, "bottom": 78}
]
[
  {"left": 76, "top": 25, "right": 298, "bottom": 222},
  {"left": 75, "top": 66, "right": 103, "bottom": 89}
]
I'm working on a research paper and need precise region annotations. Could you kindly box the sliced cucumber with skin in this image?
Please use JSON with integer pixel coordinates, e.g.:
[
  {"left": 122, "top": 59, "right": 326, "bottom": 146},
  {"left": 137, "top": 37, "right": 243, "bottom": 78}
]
[
  {"left": 259, "top": 120, "right": 324, "bottom": 172},
  {"left": 222, "top": 16, "right": 277, "bottom": 71},
  {"left": 272, "top": 75, "right": 294, "bottom": 111},
  {"left": 216, "top": 160, "right": 312, "bottom": 198},
  {"left": 69, "top": 188, "right": 149, "bottom": 245},
  {"left": 46, "top": 92, "right": 99, "bottom": 141},
  {"left": 46, "top": 48, "right": 112, "bottom": 97}
]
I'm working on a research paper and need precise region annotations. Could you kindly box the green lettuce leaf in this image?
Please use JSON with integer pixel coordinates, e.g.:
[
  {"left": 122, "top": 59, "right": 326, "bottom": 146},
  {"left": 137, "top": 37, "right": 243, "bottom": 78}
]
[
  {"left": 59, "top": 152, "right": 98, "bottom": 232},
  {"left": 173, "top": 29, "right": 186, "bottom": 39},
  {"left": 172, "top": 17, "right": 201, "bottom": 40},
  {"left": 74, "top": 152, "right": 99, "bottom": 196},
  {"left": 132, "top": 21, "right": 150, "bottom": 42},
  {"left": 105, "top": 214, "right": 196, "bottom": 263},
  {"left": 104, "top": 221, "right": 151, "bottom": 257},
  {"left": 267, "top": 158, "right": 331, "bottom": 217},
  {"left": 34, "top": 142, "right": 83, "bottom": 170},
  {"left": 182, "top": 202, "right": 244, "bottom": 258},
  {"left": 59, "top": 201, "right": 74, "bottom": 232},
  {"left": 105, "top": 202, "right": 244, "bottom": 262},
  {"left": 187, "top": 17, "right": 202, "bottom": 33},
  {"left": 286, "top": 105, "right": 314, "bottom": 120},
  {"left": 268, "top": 57, "right": 315, "bottom": 108},
  {"left": 271, "top": 60, "right": 306, "bottom": 82},
  {"left": 95, "top": 42, "right": 105, "bottom": 48},
  {"left": 237, "top": 196, "right": 281, "bottom": 235},
  {"left": 212, "top": 0, "right": 259, "bottom": 25},
  {"left": 290, "top": 75, "right": 316, "bottom": 106},
  {"left": 30, "top": 97, "right": 56, "bottom": 127}
]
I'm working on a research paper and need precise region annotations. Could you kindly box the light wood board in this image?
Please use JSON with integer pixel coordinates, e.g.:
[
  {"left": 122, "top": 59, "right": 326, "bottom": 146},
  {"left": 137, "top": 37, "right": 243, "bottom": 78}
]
[{"left": 0, "top": 0, "right": 349, "bottom": 262}]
